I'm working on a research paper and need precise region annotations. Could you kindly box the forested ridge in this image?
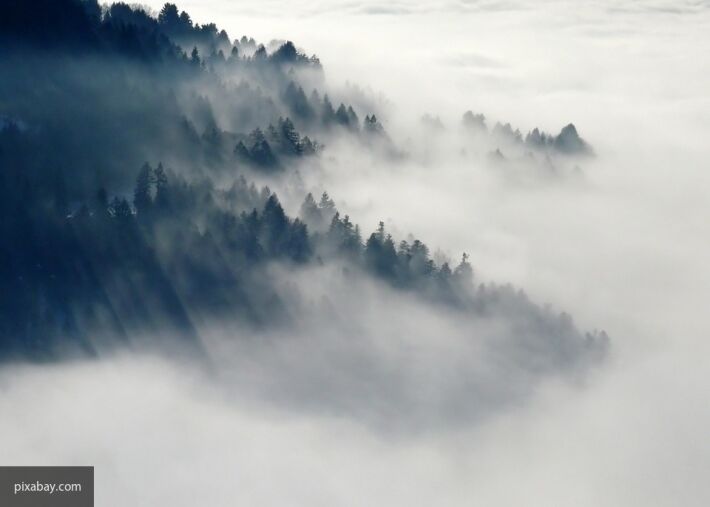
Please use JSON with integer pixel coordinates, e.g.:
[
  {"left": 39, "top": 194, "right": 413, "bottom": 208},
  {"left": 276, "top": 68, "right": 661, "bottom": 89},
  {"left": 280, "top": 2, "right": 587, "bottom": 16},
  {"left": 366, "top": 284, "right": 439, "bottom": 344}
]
[{"left": 0, "top": 0, "right": 607, "bottom": 364}]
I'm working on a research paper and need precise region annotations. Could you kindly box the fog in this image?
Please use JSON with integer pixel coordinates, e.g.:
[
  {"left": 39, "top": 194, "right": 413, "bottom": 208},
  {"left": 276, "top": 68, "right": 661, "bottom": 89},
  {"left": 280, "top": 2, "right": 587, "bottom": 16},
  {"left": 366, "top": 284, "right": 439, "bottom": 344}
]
[{"left": 2, "top": 0, "right": 709, "bottom": 505}]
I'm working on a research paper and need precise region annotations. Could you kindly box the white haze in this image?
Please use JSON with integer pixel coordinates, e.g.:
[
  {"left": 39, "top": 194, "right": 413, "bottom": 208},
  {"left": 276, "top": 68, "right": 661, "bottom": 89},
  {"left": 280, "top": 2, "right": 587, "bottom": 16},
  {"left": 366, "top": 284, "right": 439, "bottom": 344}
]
[{"left": 2, "top": 0, "right": 710, "bottom": 505}]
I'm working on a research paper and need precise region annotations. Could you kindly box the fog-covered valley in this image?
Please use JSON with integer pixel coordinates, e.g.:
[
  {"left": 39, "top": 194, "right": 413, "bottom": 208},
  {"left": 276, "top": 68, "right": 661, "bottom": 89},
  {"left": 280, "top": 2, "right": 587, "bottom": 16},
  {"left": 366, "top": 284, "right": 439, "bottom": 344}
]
[{"left": 1, "top": 0, "right": 708, "bottom": 505}]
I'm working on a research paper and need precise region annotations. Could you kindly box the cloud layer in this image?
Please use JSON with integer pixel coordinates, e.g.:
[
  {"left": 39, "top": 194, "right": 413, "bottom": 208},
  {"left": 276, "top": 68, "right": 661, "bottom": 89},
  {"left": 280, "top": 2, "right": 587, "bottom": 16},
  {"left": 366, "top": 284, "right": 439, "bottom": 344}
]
[{"left": 2, "top": 0, "right": 709, "bottom": 505}]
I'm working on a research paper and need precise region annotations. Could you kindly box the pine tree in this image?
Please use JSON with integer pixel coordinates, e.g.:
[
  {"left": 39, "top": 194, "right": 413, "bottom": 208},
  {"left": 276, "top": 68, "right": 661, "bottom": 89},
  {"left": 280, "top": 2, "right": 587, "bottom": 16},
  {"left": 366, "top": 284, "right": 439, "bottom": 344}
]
[
  {"left": 248, "top": 128, "right": 278, "bottom": 168},
  {"left": 133, "top": 163, "right": 154, "bottom": 215},
  {"left": 286, "top": 218, "right": 310, "bottom": 262},
  {"left": 109, "top": 197, "right": 132, "bottom": 220},
  {"left": 279, "top": 117, "right": 301, "bottom": 155},
  {"left": 261, "top": 194, "right": 289, "bottom": 255},
  {"left": 158, "top": 3, "right": 180, "bottom": 26},
  {"left": 364, "top": 114, "right": 384, "bottom": 135},
  {"left": 190, "top": 46, "right": 200, "bottom": 66},
  {"left": 299, "top": 192, "right": 322, "bottom": 229},
  {"left": 375, "top": 221, "right": 385, "bottom": 241},
  {"left": 439, "top": 262, "right": 452, "bottom": 279},
  {"left": 347, "top": 106, "right": 359, "bottom": 129},
  {"left": 253, "top": 45, "right": 267, "bottom": 60},
  {"left": 318, "top": 191, "right": 336, "bottom": 214},
  {"left": 154, "top": 163, "right": 169, "bottom": 211},
  {"left": 234, "top": 140, "right": 250, "bottom": 160},
  {"left": 300, "top": 136, "right": 316, "bottom": 155},
  {"left": 462, "top": 111, "right": 487, "bottom": 131},
  {"left": 335, "top": 104, "right": 350, "bottom": 126},
  {"left": 365, "top": 223, "right": 397, "bottom": 279},
  {"left": 454, "top": 253, "right": 474, "bottom": 285},
  {"left": 321, "top": 94, "right": 335, "bottom": 124}
]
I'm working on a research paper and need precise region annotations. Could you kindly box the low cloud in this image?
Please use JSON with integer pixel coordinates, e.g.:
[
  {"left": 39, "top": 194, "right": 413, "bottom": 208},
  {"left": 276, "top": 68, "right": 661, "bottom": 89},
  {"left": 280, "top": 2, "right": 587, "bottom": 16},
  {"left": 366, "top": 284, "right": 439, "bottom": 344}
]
[{"left": 2, "top": 0, "right": 709, "bottom": 505}]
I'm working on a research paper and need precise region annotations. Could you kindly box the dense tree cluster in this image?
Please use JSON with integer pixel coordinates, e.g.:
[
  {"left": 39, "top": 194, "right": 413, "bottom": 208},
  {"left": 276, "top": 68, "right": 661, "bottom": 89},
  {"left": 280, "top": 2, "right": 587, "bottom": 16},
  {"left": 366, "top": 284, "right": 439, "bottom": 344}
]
[
  {"left": 462, "top": 111, "right": 487, "bottom": 131},
  {"left": 0, "top": 0, "right": 382, "bottom": 195},
  {"left": 0, "top": 157, "right": 608, "bottom": 359},
  {"left": 234, "top": 118, "right": 320, "bottom": 170},
  {"left": 0, "top": 155, "right": 478, "bottom": 356},
  {"left": 0, "top": 1, "right": 607, "bottom": 364},
  {"left": 462, "top": 110, "right": 593, "bottom": 156},
  {"left": 281, "top": 82, "right": 374, "bottom": 134}
]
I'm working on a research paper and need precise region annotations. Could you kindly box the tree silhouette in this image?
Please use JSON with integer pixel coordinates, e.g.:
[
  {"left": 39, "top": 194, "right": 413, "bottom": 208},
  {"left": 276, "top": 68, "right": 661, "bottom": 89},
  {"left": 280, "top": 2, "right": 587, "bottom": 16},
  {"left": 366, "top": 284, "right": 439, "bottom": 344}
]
[
  {"left": 133, "top": 163, "right": 154, "bottom": 215},
  {"left": 154, "top": 163, "right": 169, "bottom": 211}
]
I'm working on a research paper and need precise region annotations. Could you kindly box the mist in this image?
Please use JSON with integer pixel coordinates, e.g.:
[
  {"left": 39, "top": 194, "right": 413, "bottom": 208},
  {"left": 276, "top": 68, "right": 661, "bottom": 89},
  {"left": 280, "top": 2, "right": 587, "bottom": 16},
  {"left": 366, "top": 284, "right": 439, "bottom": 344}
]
[{"left": 2, "top": 0, "right": 709, "bottom": 505}]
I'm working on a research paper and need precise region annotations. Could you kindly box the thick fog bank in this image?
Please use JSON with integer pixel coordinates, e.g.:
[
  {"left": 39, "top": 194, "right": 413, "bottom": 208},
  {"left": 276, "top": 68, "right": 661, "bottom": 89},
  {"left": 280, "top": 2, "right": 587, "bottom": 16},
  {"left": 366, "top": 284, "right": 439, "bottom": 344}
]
[
  {"left": 0, "top": 348, "right": 707, "bottom": 506},
  {"left": 2, "top": 0, "right": 709, "bottom": 505},
  {"left": 195, "top": 263, "right": 603, "bottom": 432}
]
